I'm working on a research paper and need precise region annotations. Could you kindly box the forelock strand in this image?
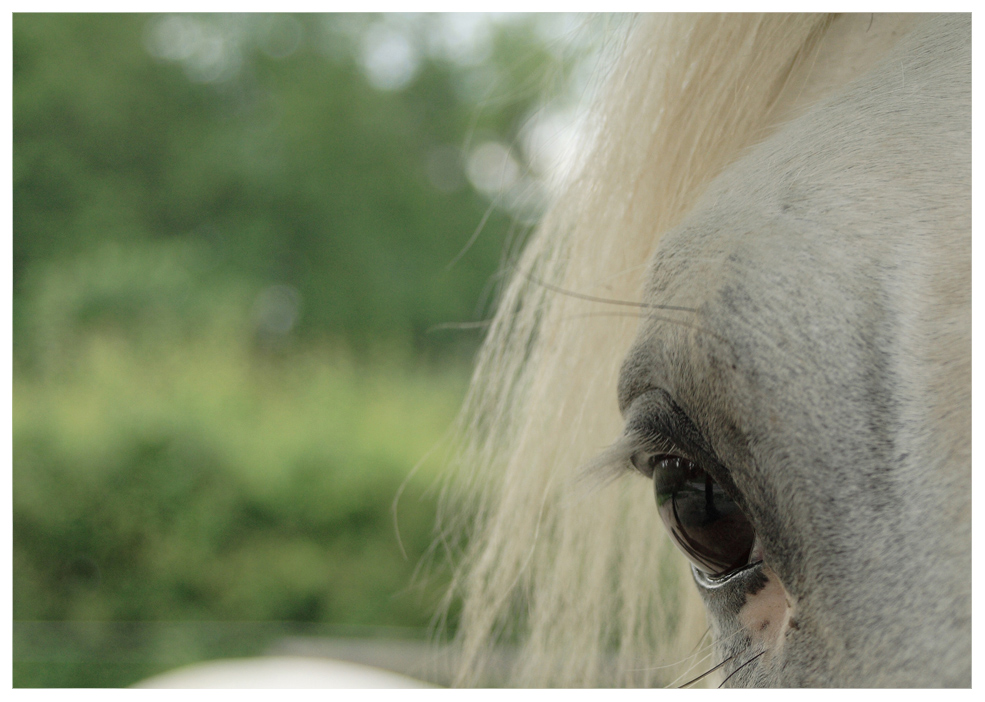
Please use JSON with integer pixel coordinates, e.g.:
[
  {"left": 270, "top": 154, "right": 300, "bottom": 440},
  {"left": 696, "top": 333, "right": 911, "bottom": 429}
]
[{"left": 439, "top": 14, "right": 834, "bottom": 687}]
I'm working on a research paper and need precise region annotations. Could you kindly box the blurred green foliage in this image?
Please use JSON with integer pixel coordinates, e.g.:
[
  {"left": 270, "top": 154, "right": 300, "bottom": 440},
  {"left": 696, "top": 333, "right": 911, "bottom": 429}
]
[
  {"left": 14, "top": 13, "right": 572, "bottom": 362},
  {"left": 15, "top": 335, "right": 463, "bottom": 622},
  {"left": 14, "top": 331, "right": 464, "bottom": 686},
  {"left": 13, "top": 12, "right": 588, "bottom": 686}
]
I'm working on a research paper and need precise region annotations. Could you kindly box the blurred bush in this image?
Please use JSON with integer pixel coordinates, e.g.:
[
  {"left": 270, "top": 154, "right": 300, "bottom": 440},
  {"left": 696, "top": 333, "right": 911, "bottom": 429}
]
[
  {"left": 13, "top": 12, "right": 596, "bottom": 687},
  {"left": 13, "top": 329, "right": 463, "bottom": 685},
  {"left": 13, "top": 13, "right": 587, "bottom": 362}
]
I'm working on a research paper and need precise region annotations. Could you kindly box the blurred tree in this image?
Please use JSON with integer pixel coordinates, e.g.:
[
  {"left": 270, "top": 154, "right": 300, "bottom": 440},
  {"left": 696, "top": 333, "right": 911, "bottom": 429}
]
[
  {"left": 14, "top": 13, "right": 588, "bottom": 364},
  {"left": 12, "top": 13, "right": 600, "bottom": 686}
]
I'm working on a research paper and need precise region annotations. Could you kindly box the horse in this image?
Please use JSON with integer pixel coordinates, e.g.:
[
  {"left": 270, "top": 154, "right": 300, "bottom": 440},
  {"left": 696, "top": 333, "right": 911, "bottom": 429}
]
[{"left": 441, "top": 14, "right": 970, "bottom": 687}]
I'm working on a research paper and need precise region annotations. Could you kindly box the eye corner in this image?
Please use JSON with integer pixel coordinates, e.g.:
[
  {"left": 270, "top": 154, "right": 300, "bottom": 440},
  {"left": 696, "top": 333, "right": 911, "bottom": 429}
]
[{"left": 628, "top": 450, "right": 653, "bottom": 479}]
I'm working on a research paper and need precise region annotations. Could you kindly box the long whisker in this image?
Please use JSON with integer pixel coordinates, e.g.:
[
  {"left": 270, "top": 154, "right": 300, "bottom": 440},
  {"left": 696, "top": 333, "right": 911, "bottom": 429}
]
[
  {"left": 693, "top": 626, "right": 712, "bottom": 650},
  {"left": 666, "top": 649, "right": 716, "bottom": 687},
  {"left": 677, "top": 652, "right": 736, "bottom": 688},
  {"left": 627, "top": 627, "right": 714, "bottom": 674},
  {"left": 621, "top": 625, "right": 748, "bottom": 691},
  {"left": 626, "top": 649, "right": 714, "bottom": 678},
  {"left": 628, "top": 646, "right": 714, "bottom": 675},
  {"left": 423, "top": 303, "right": 714, "bottom": 345},
  {"left": 663, "top": 627, "right": 750, "bottom": 687},
  {"left": 445, "top": 199, "right": 498, "bottom": 272},
  {"left": 532, "top": 276, "right": 697, "bottom": 312},
  {"left": 680, "top": 626, "right": 712, "bottom": 661},
  {"left": 503, "top": 251, "right": 699, "bottom": 312},
  {"left": 718, "top": 649, "right": 766, "bottom": 688}
]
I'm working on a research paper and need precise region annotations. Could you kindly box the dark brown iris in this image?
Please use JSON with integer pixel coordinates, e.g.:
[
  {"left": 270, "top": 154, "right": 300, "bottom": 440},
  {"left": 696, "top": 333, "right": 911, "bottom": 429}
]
[{"left": 651, "top": 456, "right": 755, "bottom": 577}]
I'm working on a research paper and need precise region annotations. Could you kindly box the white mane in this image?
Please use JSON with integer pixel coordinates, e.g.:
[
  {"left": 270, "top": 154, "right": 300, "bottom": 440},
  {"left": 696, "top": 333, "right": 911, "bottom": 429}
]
[{"left": 440, "top": 15, "right": 845, "bottom": 687}]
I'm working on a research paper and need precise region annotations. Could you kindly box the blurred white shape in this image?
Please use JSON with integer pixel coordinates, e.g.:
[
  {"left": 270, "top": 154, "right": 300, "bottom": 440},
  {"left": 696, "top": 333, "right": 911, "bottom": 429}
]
[
  {"left": 144, "top": 15, "right": 203, "bottom": 62},
  {"left": 184, "top": 34, "right": 237, "bottom": 83},
  {"left": 534, "top": 13, "right": 591, "bottom": 57},
  {"left": 259, "top": 15, "right": 303, "bottom": 60},
  {"left": 253, "top": 284, "right": 301, "bottom": 337},
  {"left": 360, "top": 23, "right": 420, "bottom": 92},
  {"left": 425, "top": 14, "right": 493, "bottom": 67},
  {"left": 466, "top": 141, "right": 521, "bottom": 197},
  {"left": 143, "top": 14, "right": 242, "bottom": 84},
  {"left": 133, "top": 656, "right": 435, "bottom": 689},
  {"left": 521, "top": 106, "right": 586, "bottom": 192}
]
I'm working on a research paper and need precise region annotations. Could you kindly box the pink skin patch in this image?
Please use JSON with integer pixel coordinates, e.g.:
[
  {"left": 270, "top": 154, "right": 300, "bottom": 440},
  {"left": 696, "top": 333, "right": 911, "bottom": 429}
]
[{"left": 738, "top": 566, "right": 797, "bottom": 656}]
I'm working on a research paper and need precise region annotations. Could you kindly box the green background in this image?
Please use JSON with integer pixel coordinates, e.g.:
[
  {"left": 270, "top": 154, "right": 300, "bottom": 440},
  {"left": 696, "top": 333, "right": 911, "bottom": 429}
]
[{"left": 13, "top": 13, "right": 591, "bottom": 686}]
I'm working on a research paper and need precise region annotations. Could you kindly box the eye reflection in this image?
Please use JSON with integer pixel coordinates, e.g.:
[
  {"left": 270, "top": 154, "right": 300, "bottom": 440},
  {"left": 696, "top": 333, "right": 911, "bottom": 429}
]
[{"left": 650, "top": 455, "right": 756, "bottom": 577}]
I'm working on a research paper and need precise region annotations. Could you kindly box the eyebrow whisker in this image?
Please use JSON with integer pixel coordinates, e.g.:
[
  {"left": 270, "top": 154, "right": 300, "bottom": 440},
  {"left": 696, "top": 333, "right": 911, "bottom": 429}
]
[
  {"left": 509, "top": 258, "right": 698, "bottom": 313},
  {"left": 533, "top": 277, "right": 697, "bottom": 312}
]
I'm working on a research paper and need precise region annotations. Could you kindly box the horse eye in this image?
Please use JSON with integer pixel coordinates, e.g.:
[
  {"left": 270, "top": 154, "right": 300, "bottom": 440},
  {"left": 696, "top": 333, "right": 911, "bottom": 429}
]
[{"left": 649, "top": 455, "right": 756, "bottom": 578}]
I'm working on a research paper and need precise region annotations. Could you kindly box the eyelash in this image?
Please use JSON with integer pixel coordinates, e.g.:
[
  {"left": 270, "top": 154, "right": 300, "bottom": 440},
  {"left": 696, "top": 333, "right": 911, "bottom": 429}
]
[
  {"left": 627, "top": 432, "right": 680, "bottom": 478},
  {"left": 629, "top": 450, "right": 672, "bottom": 479}
]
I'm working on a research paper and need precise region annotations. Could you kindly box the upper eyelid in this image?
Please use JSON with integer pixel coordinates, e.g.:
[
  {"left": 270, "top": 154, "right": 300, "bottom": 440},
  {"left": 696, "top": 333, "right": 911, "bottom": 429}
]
[
  {"left": 625, "top": 413, "right": 693, "bottom": 460},
  {"left": 577, "top": 434, "right": 648, "bottom": 486},
  {"left": 625, "top": 389, "right": 715, "bottom": 460},
  {"left": 629, "top": 440, "right": 694, "bottom": 480},
  {"left": 617, "top": 393, "right": 751, "bottom": 519},
  {"left": 581, "top": 391, "right": 703, "bottom": 486}
]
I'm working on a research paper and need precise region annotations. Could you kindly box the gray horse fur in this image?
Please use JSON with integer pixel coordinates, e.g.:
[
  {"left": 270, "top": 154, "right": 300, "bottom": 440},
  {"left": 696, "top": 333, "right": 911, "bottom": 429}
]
[{"left": 618, "top": 14, "right": 970, "bottom": 686}]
